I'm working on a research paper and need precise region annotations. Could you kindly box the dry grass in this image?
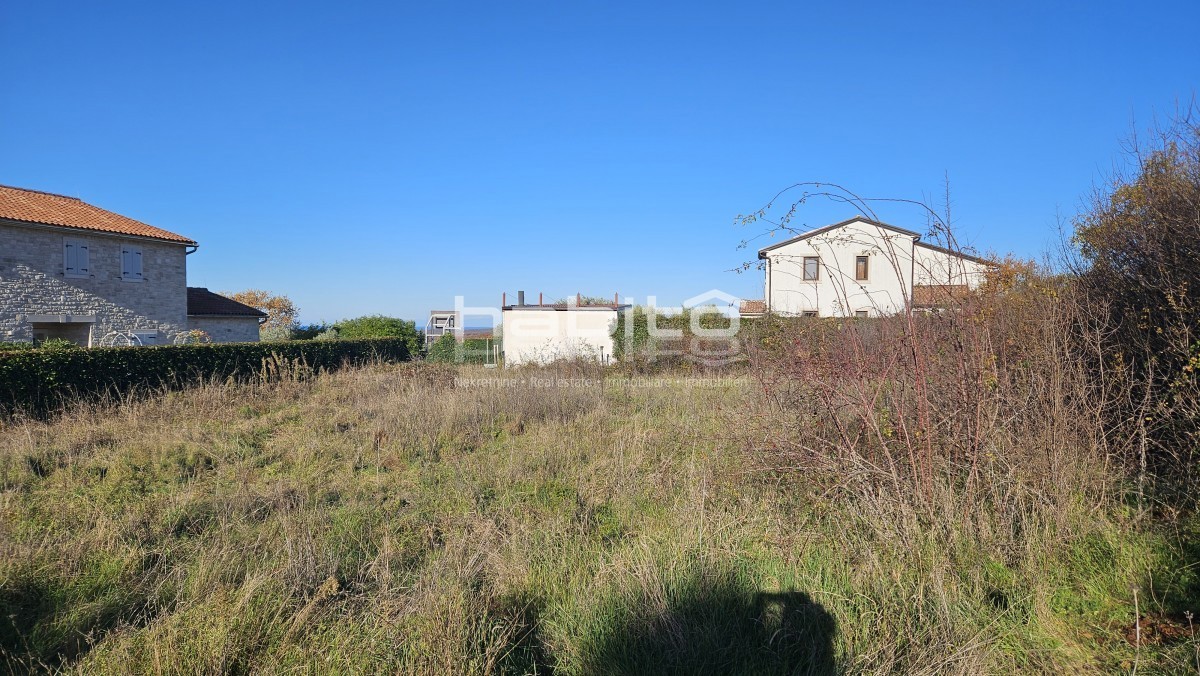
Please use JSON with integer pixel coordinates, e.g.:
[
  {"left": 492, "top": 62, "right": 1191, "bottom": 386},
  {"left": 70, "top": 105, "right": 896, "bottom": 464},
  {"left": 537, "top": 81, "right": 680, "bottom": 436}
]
[{"left": 0, "top": 360, "right": 1196, "bottom": 674}]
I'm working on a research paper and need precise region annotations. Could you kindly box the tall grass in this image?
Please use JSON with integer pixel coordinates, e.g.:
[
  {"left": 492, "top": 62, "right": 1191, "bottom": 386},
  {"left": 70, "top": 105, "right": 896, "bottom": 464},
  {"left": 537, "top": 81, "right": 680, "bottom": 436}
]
[{"left": 0, "top": 353, "right": 1196, "bottom": 673}]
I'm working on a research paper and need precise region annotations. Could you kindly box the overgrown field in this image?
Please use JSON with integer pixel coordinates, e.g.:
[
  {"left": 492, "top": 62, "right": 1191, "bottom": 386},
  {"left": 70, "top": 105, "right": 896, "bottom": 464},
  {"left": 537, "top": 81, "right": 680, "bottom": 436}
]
[{"left": 1, "top": 362, "right": 1196, "bottom": 674}]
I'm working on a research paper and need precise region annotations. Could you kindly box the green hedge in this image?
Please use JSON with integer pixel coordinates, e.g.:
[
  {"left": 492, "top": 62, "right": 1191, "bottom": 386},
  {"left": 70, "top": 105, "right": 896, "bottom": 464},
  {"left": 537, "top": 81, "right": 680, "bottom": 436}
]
[
  {"left": 425, "top": 334, "right": 495, "bottom": 364},
  {"left": 0, "top": 338, "right": 411, "bottom": 417}
]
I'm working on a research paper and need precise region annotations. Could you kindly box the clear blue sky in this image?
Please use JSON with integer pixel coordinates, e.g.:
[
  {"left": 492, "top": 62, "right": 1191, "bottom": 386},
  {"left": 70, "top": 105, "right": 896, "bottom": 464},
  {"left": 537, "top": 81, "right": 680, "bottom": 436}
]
[{"left": 3, "top": 1, "right": 1197, "bottom": 325}]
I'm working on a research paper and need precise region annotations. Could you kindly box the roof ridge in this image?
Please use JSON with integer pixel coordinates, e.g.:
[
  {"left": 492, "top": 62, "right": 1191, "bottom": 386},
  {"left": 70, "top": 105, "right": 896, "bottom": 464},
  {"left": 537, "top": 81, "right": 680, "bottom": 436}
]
[
  {"left": 757, "top": 216, "right": 922, "bottom": 257},
  {"left": 0, "top": 183, "right": 82, "bottom": 201}
]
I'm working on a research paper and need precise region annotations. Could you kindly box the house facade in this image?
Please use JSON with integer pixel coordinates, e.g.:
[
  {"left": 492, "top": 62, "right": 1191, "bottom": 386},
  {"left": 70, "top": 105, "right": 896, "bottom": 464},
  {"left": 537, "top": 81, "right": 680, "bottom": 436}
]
[
  {"left": 186, "top": 287, "right": 266, "bottom": 343},
  {"left": 425, "top": 310, "right": 461, "bottom": 347},
  {"left": 0, "top": 184, "right": 260, "bottom": 345},
  {"left": 501, "top": 294, "right": 628, "bottom": 366},
  {"left": 748, "top": 216, "right": 992, "bottom": 317}
]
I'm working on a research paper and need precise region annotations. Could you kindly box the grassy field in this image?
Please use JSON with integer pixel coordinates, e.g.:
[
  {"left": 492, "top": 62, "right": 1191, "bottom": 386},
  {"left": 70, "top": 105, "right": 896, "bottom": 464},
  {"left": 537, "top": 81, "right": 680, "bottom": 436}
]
[{"left": 1, "top": 362, "right": 1197, "bottom": 674}]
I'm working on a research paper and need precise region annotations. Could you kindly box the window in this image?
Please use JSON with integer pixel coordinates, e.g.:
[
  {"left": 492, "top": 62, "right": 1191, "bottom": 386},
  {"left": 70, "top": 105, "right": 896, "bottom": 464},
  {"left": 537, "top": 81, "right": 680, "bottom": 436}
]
[
  {"left": 121, "top": 245, "right": 144, "bottom": 281},
  {"left": 802, "top": 256, "right": 820, "bottom": 281},
  {"left": 855, "top": 256, "right": 869, "bottom": 281},
  {"left": 63, "top": 237, "right": 90, "bottom": 278},
  {"left": 855, "top": 310, "right": 869, "bottom": 318},
  {"left": 802, "top": 310, "right": 819, "bottom": 317}
]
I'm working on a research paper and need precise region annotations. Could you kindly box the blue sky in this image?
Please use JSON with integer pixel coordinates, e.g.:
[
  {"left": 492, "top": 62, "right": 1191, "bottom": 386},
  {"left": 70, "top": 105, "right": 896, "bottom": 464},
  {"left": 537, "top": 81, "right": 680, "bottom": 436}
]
[{"left": 3, "top": 1, "right": 1197, "bottom": 325}]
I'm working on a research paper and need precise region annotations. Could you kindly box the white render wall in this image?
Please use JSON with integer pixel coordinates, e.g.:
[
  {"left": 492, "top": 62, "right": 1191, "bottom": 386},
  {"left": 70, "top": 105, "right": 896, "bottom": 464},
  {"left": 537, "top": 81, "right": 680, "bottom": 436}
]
[
  {"left": 763, "top": 218, "right": 989, "bottom": 317},
  {"left": 913, "top": 242, "right": 990, "bottom": 287},
  {"left": 501, "top": 307, "right": 620, "bottom": 366},
  {"left": 0, "top": 220, "right": 190, "bottom": 344}
]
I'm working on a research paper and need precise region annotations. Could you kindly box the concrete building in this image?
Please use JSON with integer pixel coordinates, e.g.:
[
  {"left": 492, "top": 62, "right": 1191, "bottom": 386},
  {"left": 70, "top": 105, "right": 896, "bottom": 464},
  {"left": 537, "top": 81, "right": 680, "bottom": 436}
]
[
  {"left": 425, "top": 309, "right": 461, "bottom": 347},
  {"left": 501, "top": 292, "right": 628, "bottom": 366},
  {"left": 747, "top": 216, "right": 993, "bottom": 318},
  {"left": 186, "top": 288, "right": 266, "bottom": 343},
  {"left": 0, "top": 184, "right": 260, "bottom": 345}
]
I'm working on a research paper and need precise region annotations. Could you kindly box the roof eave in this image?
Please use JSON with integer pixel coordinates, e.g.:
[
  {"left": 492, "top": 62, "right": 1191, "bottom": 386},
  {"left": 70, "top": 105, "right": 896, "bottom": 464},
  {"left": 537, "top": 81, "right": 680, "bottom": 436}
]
[
  {"left": 757, "top": 216, "right": 921, "bottom": 257},
  {"left": 0, "top": 216, "right": 198, "bottom": 246}
]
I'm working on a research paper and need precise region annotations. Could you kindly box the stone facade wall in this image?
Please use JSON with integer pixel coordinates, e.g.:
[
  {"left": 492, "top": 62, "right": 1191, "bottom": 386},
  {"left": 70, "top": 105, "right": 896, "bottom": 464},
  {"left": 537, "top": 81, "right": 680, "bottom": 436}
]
[
  {"left": 186, "top": 316, "right": 261, "bottom": 343},
  {"left": 0, "top": 220, "right": 190, "bottom": 345}
]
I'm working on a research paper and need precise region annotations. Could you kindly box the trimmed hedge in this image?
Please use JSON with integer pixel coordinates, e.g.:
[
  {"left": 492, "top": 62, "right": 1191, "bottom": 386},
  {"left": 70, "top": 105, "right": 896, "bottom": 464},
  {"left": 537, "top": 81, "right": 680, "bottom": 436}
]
[
  {"left": 425, "top": 334, "right": 495, "bottom": 365},
  {"left": 0, "top": 338, "right": 411, "bottom": 417}
]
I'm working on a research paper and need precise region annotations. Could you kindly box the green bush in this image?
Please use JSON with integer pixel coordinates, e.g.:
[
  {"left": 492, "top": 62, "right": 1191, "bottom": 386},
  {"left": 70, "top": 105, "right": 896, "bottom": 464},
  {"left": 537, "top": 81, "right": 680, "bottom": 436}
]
[
  {"left": 0, "top": 338, "right": 411, "bottom": 418},
  {"left": 611, "top": 306, "right": 738, "bottom": 365},
  {"left": 0, "top": 341, "right": 34, "bottom": 352},
  {"left": 292, "top": 323, "right": 332, "bottom": 340},
  {"left": 37, "top": 338, "right": 82, "bottom": 351},
  {"left": 425, "top": 334, "right": 494, "bottom": 364},
  {"left": 334, "top": 316, "right": 422, "bottom": 354}
]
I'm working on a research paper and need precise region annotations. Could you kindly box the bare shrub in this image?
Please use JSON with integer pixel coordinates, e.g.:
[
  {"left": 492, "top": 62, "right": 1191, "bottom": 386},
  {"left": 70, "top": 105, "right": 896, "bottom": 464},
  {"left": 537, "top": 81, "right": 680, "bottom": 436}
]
[
  {"left": 749, "top": 262, "right": 1111, "bottom": 504},
  {"left": 1072, "top": 109, "right": 1200, "bottom": 502}
]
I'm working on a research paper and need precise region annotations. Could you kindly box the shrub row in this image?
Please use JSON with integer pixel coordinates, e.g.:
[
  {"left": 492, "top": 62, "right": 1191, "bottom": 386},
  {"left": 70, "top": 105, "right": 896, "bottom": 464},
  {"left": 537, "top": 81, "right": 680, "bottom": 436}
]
[
  {"left": 425, "top": 335, "right": 496, "bottom": 364},
  {"left": 0, "top": 338, "right": 411, "bottom": 417}
]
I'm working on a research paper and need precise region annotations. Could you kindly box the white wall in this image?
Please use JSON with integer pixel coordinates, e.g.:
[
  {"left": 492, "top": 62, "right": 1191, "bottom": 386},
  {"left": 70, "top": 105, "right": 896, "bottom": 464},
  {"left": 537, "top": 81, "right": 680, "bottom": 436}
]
[
  {"left": 913, "top": 243, "right": 991, "bottom": 287},
  {"left": 501, "top": 307, "right": 619, "bottom": 366},
  {"left": 763, "top": 218, "right": 989, "bottom": 317},
  {"left": 765, "top": 219, "right": 916, "bottom": 316}
]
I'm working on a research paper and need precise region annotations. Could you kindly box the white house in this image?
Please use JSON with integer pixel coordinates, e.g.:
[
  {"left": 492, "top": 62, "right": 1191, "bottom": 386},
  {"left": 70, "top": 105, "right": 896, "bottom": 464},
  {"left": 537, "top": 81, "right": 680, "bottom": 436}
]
[
  {"left": 746, "top": 216, "right": 993, "bottom": 317},
  {"left": 501, "top": 293, "right": 628, "bottom": 366}
]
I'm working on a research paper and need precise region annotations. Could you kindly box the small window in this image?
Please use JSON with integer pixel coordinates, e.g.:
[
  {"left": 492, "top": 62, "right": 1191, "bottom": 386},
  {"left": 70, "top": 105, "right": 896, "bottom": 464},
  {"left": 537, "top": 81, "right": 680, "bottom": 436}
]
[
  {"left": 121, "top": 245, "right": 144, "bottom": 281},
  {"left": 802, "top": 256, "right": 820, "bottom": 281},
  {"left": 802, "top": 310, "right": 819, "bottom": 317},
  {"left": 855, "top": 310, "right": 869, "bottom": 318},
  {"left": 855, "top": 256, "right": 869, "bottom": 281},
  {"left": 63, "top": 237, "right": 90, "bottom": 278}
]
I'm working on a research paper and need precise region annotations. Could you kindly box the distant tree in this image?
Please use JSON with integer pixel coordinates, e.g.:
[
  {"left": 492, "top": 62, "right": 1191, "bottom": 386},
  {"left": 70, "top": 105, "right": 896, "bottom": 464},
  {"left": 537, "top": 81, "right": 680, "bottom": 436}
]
[
  {"left": 550, "top": 294, "right": 615, "bottom": 306},
  {"left": 292, "top": 323, "right": 332, "bottom": 340},
  {"left": 334, "top": 315, "right": 421, "bottom": 354},
  {"left": 227, "top": 290, "right": 299, "bottom": 338}
]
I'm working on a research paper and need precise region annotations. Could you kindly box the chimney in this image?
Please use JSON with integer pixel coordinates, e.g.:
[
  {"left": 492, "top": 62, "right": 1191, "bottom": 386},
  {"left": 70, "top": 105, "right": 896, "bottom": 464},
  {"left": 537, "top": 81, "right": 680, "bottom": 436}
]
[
  {"left": 518, "top": 290, "right": 525, "bottom": 306},
  {"left": 502, "top": 292, "right": 506, "bottom": 307},
  {"left": 539, "top": 292, "right": 543, "bottom": 306}
]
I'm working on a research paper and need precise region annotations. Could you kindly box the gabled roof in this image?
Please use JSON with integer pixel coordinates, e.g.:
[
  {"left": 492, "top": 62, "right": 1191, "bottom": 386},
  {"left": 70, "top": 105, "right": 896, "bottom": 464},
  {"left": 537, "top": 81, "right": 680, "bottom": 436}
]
[
  {"left": 739, "top": 299, "right": 767, "bottom": 316},
  {"left": 914, "top": 240, "right": 996, "bottom": 266},
  {"left": 186, "top": 288, "right": 266, "bottom": 317},
  {"left": 0, "top": 184, "right": 196, "bottom": 245},
  {"left": 758, "top": 216, "right": 921, "bottom": 259}
]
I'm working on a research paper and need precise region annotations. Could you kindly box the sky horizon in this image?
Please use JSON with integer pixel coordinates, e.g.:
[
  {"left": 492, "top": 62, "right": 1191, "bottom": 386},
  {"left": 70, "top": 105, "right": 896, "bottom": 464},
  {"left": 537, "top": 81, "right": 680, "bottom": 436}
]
[{"left": 3, "top": 1, "right": 1197, "bottom": 325}]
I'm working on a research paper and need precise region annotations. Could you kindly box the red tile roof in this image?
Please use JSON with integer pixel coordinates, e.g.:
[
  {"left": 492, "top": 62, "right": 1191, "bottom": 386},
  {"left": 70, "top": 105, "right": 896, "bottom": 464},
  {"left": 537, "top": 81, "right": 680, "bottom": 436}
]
[
  {"left": 0, "top": 184, "right": 196, "bottom": 245},
  {"left": 186, "top": 288, "right": 266, "bottom": 317},
  {"left": 739, "top": 299, "right": 767, "bottom": 315},
  {"left": 912, "top": 284, "right": 970, "bottom": 307}
]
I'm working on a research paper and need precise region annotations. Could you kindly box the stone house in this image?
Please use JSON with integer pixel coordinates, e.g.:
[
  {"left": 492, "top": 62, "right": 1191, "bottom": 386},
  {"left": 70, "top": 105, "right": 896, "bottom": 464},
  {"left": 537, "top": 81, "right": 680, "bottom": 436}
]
[{"left": 0, "top": 184, "right": 263, "bottom": 346}]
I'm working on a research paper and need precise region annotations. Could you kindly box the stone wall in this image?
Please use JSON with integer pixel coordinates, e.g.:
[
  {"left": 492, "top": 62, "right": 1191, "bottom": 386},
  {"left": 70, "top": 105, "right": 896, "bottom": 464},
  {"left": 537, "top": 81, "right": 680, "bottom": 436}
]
[
  {"left": 186, "top": 316, "right": 262, "bottom": 343},
  {"left": 0, "top": 220, "right": 190, "bottom": 345}
]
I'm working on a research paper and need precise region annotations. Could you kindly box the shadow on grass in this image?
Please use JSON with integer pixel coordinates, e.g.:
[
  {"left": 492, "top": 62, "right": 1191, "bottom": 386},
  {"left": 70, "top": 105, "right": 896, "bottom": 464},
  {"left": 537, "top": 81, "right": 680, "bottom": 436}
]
[
  {"left": 582, "top": 565, "right": 837, "bottom": 675},
  {"left": 0, "top": 564, "right": 158, "bottom": 674}
]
